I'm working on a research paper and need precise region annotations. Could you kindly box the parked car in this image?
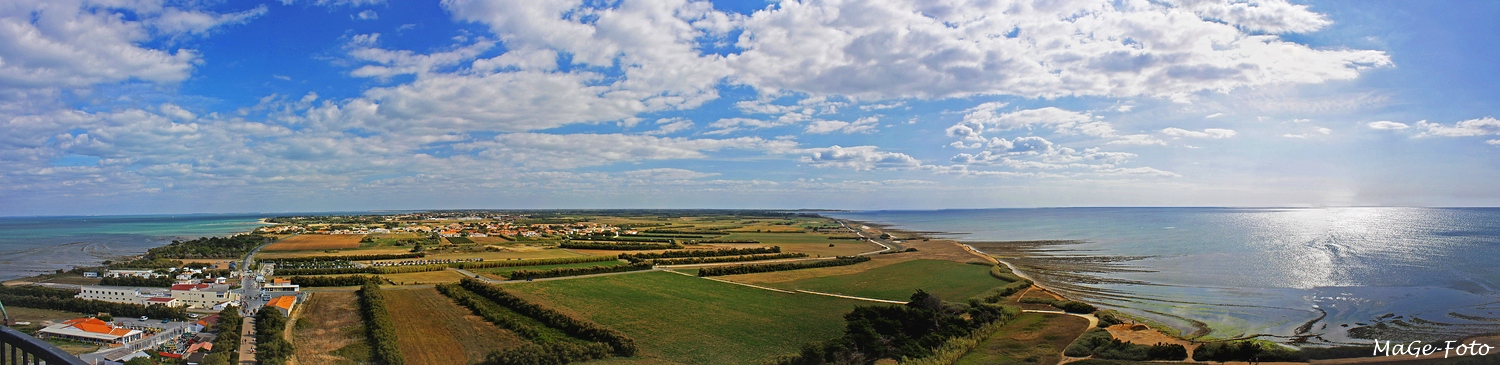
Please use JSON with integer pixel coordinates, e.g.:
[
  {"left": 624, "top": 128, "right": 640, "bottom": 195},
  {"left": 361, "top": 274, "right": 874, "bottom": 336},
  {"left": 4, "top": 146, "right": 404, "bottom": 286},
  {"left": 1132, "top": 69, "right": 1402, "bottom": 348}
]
[{"left": 140, "top": 316, "right": 149, "bottom": 321}]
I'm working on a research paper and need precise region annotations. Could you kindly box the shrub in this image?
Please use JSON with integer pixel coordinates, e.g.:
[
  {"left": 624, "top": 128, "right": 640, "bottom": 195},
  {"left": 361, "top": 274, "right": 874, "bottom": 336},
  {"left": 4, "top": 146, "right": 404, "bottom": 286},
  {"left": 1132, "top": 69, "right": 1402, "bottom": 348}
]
[
  {"left": 254, "top": 307, "right": 295, "bottom": 365},
  {"left": 1192, "top": 340, "right": 1300, "bottom": 362},
  {"left": 98, "top": 276, "right": 175, "bottom": 287},
  {"left": 1053, "top": 300, "right": 1097, "bottom": 314},
  {"left": 288, "top": 275, "right": 384, "bottom": 287}
]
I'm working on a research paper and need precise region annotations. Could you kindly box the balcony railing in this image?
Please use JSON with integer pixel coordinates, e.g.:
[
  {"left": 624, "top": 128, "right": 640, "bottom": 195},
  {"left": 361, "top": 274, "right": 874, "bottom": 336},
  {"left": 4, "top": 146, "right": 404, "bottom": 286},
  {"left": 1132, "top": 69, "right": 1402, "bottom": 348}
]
[{"left": 0, "top": 326, "right": 88, "bottom": 365}]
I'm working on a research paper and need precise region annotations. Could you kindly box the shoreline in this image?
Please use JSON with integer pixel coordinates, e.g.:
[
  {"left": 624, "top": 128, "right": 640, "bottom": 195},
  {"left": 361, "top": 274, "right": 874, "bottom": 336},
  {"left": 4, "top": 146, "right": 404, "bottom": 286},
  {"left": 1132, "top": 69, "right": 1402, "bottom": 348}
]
[{"left": 2, "top": 216, "right": 273, "bottom": 284}]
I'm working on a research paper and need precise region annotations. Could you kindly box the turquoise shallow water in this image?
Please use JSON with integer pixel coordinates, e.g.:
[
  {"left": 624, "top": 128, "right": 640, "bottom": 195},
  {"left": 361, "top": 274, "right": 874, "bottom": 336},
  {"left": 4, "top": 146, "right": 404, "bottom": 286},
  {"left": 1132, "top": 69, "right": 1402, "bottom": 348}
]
[
  {"left": 827, "top": 207, "right": 1500, "bottom": 345},
  {"left": 0, "top": 214, "right": 269, "bottom": 280}
]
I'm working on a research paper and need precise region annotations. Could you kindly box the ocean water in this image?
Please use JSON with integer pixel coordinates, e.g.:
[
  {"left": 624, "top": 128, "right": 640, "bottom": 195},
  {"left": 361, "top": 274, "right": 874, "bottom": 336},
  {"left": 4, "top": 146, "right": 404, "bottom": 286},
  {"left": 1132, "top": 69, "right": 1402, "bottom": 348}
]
[
  {"left": 0, "top": 214, "right": 268, "bottom": 281},
  {"left": 827, "top": 207, "right": 1500, "bottom": 345}
]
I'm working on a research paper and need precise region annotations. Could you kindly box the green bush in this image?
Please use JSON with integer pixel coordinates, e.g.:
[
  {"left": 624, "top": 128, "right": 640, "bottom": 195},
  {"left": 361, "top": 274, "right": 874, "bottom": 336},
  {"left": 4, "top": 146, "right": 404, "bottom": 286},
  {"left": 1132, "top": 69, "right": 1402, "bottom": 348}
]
[
  {"left": 98, "top": 276, "right": 175, "bottom": 287},
  {"left": 1053, "top": 300, "right": 1097, "bottom": 314},
  {"left": 288, "top": 275, "right": 384, "bottom": 287},
  {"left": 1192, "top": 340, "right": 1300, "bottom": 362},
  {"left": 255, "top": 307, "right": 295, "bottom": 365}
]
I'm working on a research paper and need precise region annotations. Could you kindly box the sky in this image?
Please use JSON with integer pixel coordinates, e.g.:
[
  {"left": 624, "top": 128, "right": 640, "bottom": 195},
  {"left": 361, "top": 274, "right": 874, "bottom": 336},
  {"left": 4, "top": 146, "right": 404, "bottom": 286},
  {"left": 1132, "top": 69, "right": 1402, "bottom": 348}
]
[{"left": 2, "top": 0, "right": 1499, "bottom": 216}]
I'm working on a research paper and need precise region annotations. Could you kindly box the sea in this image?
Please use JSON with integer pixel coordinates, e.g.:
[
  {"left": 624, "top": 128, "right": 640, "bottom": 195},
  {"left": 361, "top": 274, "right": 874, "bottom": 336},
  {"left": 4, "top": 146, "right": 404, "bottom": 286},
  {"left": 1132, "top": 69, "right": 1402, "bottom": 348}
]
[
  {"left": 826, "top": 207, "right": 1500, "bottom": 345},
  {"left": 0, "top": 214, "right": 270, "bottom": 281}
]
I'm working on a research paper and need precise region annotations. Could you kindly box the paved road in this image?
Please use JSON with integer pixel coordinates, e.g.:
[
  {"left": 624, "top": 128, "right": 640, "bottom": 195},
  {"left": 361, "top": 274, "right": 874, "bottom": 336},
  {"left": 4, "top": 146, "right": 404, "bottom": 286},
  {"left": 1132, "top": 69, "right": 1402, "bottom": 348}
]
[
  {"left": 237, "top": 235, "right": 280, "bottom": 316},
  {"left": 834, "top": 219, "right": 903, "bottom": 253}
]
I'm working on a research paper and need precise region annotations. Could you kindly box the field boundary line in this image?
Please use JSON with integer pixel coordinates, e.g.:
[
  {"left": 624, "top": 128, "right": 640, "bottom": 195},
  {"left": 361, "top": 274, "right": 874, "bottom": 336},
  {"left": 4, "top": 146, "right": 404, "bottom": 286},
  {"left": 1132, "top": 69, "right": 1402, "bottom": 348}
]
[
  {"left": 794, "top": 289, "right": 906, "bottom": 304},
  {"left": 695, "top": 276, "right": 797, "bottom": 294}
]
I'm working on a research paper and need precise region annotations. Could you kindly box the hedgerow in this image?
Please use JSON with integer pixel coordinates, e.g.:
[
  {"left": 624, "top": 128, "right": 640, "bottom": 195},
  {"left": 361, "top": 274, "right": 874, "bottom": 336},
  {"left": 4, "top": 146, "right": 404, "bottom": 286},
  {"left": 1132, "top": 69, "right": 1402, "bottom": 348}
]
[
  {"left": 288, "top": 275, "right": 384, "bottom": 287},
  {"left": 697, "top": 256, "right": 870, "bottom": 277},
  {"left": 457, "top": 279, "right": 637, "bottom": 356},
  {"left": 504, "top": 263, "right": 653, "bottom": 280},
  {"left": 618, "top": 246, "right": 781, "bottom": 263},
  {"left": 448, "top": 256, "right": 617, "bottom": 269},
  {"left": 650, "top": 253, "right": 808, "bottom": 265},
  {"left": 357, "top": 283, "right": 404, "bottom": 365}
]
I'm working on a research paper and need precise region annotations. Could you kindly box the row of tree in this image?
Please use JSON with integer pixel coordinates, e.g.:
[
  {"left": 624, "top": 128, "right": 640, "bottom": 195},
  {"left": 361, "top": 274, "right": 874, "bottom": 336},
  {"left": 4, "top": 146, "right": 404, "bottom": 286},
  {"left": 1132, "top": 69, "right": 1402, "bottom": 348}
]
[
  {"left": 262, "top": 252, "right": 423, "bottom": 261},
  {"left": 273, "top": 264, "right": 449, "bottom": 276},
  {"left": 357, "top": 283, "right": 405, "bottom": 365},
  {"left": 0, "top": 285, "right": 187, "bottom": 320},
  {"left": 449, "top": 256, "right": 617, "bottom": 269},
  {"left": 697, "top": 256, "right": 870, "bottom": 277},
  {"left": 199, "top": 307, "right": 243, "bottom": 365},
  {"left": 642, "top": 229, "right": 726, "bottom": 235},
  {"left": 287, "top": 275, "right": 385, "bottom": 287},
  {"left": 255, "top": 307, "right": 295, "bottom": 365},
  {"left": 618, "top": 246, "right": 782, "bottom": 262},
  {"left": 504, "top": 263, "right": 653, "bottom": 280},
  {"left": 650, "top": 253, "right": 808, "bottom": 266},
  {"left": 99, "top": 276, "right": 175, "bottom": 287},
  {"left": 558, "top": 242, "right": 681, "bottom": 250},
  {"left": 436, "top": 284, "right": 613, "bottom": 365},
  {"left": 692, "top": 239, "right": 761, "bottom": 244},
  {"left": 570, "top": 235, "right": 674, "bottom": 243},
  {"left": 458, "top": 279, "right": 637, "bottom": 356}
]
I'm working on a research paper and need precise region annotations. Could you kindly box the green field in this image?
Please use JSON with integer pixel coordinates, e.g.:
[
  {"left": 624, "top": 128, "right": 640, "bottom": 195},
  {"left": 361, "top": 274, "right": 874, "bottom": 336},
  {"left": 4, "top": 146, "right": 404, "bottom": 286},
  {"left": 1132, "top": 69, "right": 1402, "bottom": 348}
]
[
  {"left": 956, "top": 312, "right": 1091, "bottom": 365},
  {"left": 474, "top": 260, "right": 626, "bottom": 279},
  {"left": 762, "top": 259, "right": 999, "bottom": 301},
  {"left": 505, "top": 271, "right": 867, "bottom": 364}
]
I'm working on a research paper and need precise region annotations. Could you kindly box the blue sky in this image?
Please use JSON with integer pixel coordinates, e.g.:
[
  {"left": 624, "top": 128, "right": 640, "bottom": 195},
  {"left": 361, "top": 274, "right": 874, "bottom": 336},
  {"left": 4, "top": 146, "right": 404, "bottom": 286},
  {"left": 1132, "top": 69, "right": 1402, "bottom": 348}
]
[{"left": 2, "top": 0, "right": 1498, "bottom": 216}]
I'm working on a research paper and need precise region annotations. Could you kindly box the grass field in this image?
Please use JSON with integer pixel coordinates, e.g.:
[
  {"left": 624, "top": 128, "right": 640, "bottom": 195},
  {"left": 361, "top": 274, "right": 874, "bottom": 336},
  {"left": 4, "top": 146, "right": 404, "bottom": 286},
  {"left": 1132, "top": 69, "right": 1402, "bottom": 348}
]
[
  {"left": 505, "top": 271, "right": 867, "bottom": 365},
  {"left": 715, "top": 232, "right": 882, "bottom": 256},
  {"left": 380, "top": 270, "right": 471, "bottom": 285},
  {"left": 956, "top": 312, "right": 1091, "bottom": 365},
  {"left": 382, "top": 288, "right": 527, "bottom": 365},
  {"left": 469, "top": 236, "right": 513, "bottom": 244},
  {"left": 472, "top": 260, "right": 626, "bottom": 280},
  {"left": 293, "top": 292, "right": 369, "bottom": 365},
  {"left": 264, "top": 234, "right": 366, "bottom": 251},
  {"left": 257, "top": 247, "right": 413, "bottom": 259},
  {"left": 759, "top": 259, "right": 1001, "bottom": 301}
]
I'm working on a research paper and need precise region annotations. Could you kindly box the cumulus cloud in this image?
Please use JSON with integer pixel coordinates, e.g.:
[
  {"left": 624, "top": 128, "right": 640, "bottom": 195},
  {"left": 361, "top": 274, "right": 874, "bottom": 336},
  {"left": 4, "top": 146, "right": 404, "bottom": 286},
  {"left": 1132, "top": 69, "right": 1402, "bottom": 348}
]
[
  {"left": 1368, "top": 121, "right": 1409, "bottom": 130},
  {"left": 355, "top": 10, "right": 378, "bottom": 20},
  {"left": 466, "top": 133, "right": 798, "bottom": 169},
  {"left": 800, "top": 145, "right": 921, "bottom": 171},
  {"left": 950, "top": 104, "right": 1116, "bottom": 142},
  {"left": 153, "top": 5, "right": 269, "bottom": 36},
  {"left": 1161, "top": 128, "right": 1238, "bottom": 139},
  {"left": 643, "top": 118, "right": 695, "bottom": 135},
  {"left": 727, "top": 0, "right": 1389, "bottom": 100},
  {"left": 346, "top": 35, "right": 496, "bottom": 78}
]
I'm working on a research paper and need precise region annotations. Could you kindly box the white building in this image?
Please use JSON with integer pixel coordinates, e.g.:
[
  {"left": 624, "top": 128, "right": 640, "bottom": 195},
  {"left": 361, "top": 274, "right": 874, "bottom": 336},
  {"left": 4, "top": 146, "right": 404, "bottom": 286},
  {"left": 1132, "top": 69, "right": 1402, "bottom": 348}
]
[
  {"left": 104, "top": 269, "right": 162, "bottom": 278},
  {"left": 37, "top": 318, "right": 143, "bottom": 345},
  {"left": 76, "top": 286, "right": 172, "bottom": 306},
  {"left": 170, "top": 284, "right": 241, "bottom": 309}
]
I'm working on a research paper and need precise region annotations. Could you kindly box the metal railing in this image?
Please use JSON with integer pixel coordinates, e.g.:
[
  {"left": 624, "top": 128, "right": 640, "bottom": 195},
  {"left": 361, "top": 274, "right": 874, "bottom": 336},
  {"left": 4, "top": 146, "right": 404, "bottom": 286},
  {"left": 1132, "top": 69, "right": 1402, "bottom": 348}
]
[{"left": 0, "top": 326, "right": 88, "bottom": 365}]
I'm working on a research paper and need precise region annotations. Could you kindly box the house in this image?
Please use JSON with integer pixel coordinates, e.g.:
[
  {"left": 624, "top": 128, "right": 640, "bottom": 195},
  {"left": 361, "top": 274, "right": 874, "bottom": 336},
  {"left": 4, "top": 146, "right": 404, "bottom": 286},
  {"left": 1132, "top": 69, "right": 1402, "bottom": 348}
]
[
  {"left": 266, "top": 295, "right": 296, "bottom": 315},
  {"left": 170, "top": 283, "right": 241, "bottom": 309},
  {"left": 145, "top": 297, "right": 181, "bottom": 307},
  {"left": 37, "top": 318, "right": 144, "bottom": 345},
  {"left": 83, "top": 272, "right": 99, "bottom": 278}
]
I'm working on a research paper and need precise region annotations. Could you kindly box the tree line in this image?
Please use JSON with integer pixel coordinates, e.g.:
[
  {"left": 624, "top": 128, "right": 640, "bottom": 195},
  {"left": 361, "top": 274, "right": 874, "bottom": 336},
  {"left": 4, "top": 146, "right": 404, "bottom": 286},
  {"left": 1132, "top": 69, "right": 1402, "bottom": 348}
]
[
  {"left": 0, "top": 285, "right": 187, "bottom": 320},
  {"left": 200, "top": 307, "right": 242, "bottom": 365},
  {"left": 357, "top": 283, "right": 405, "bottom": 365},
  {"left": 618, "top": 246, "right": 782, "bottom": 263},
  {"left": 273, "top": 264, "right": 448, "bottom": 276},
  {"left": 650, "top": 253, "right": 807, "bottom": 266},
  {"left": 697, "top": 256, "right": 870, "bottom": 277},
  {"left": 570, "top": 235, "right": 674, "bottom": 243},
  {"left": 457, "top": 279, "right": 637, "bottom": 356},
  {"left": 146, "top": 234, "right": 269, "bottom": 259},
  {"left": 254, "top": 307, "right": 295, "bottom": 365},
  {"left": 267, "top": 253, "right": 424, "bottom": 263},
  {"left": 435, "top": 284, "right": 612, "bottom": 365},
  {"left": 504, "top": 263, "right": 653, "bottom": 280},
  {"left": 99, "top": 276, "right": 175, "bottom": 287},
  {"left": 287, "top": 275, "right": 385, "bottom": 287},
  {"left": 558, "top": 242, "right": 681, "bottom": 250},
  {"left": 449, "top": 256, "right": 617, "bottom": 269}
]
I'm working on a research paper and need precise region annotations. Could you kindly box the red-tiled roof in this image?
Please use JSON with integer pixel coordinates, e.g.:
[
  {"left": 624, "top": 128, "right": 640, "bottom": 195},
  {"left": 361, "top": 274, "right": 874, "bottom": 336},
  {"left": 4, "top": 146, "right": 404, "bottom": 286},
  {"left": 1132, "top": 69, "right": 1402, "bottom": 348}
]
[
  {"left": 171, "top": 283, "right": 211, "bottom": 291},
  {"left": 267, "top": 296, "right": 295, "bottom": 311}
]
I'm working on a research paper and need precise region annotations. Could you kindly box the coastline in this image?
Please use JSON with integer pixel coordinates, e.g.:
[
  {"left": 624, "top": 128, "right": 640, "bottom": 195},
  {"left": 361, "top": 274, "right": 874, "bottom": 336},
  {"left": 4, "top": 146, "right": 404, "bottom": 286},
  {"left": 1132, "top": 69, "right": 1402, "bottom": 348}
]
[{"left": 1, "top": 215, "right": 272, "bottom": 284}]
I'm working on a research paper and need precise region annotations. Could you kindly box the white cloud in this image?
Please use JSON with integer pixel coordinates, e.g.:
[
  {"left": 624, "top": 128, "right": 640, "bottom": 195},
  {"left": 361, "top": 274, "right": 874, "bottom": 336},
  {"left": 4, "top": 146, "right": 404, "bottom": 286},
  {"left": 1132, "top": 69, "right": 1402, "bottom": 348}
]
[
  {"left": 466, "top": 133, "right": 798, "bottom": 169},
  {"left": 1416, "top": 117, "right": 1500, "bottom": 137},
  {"left": 1487, "top": 140, "right": 1500, "bottom": 146},
  {"left": 1161, "top": 127, "right": 1237, "bottom": 139},
  {"left": 1283, "top": 134, "right": 1307, "bottom": 139},
  {"left": 159, "top": 104, "right": 197, "bottom": 121},
  {"left": 956, "top": 105, "right": 1117, "bottom": 139},
  {"left": 1317, "top": 127, "right": 1332, "bottom": 135},
  {"left": 727, "top": 0, "right": 1389, "bottom": 100},
  {"left": 153, "top": 5, "right": 269, "bottom": 37},
  {"left": 346, "top": 35, "right": 496, "bottom": 78},
  {"left": 0, "top": 1, "right": 221, "bottom": 90},
  {"left": 355, "top": 10, "right": 379, "bottom": 20},
  {"left": 1108, "top": 134, "right": 1167, "bottom": 146},
  {"left": 643, "top": 118, "right": 694, "bottom": 135},
  {"left": 1367, "top": 121, "right": 1409, "bottom": 130},
  {"left": 1205, "top": 112, "right": 1225, "bottom": 118},
  {"left": 805, "top": 117, "right": 877, "bottom": 134},
  {"left": 799, "top": 145, "right": 921, "bottom": 171},
  {"left": 279, "top": 0, "right": 385, "bottom": 7}
]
